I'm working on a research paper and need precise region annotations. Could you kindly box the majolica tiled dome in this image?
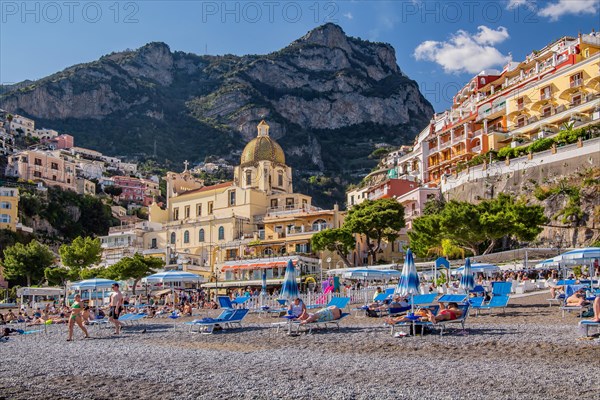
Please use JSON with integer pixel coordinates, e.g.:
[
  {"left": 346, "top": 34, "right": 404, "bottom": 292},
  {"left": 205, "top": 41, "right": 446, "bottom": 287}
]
[{"left": 240, "top": 121, "right": 286, "bottom": 166}]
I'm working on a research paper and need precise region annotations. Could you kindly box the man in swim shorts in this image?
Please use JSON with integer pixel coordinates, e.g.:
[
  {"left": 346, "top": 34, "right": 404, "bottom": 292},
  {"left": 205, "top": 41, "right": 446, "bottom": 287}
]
[{"left": 109, "top": 283, "right": 124, "bottom": 335}]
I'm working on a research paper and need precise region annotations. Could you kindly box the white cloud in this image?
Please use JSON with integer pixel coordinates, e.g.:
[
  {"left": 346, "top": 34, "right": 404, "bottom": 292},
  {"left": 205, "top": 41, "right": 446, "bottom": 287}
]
[
  {"left": 414, "top": 26, "right": 511, "bottom": 74},
  {"left": 538, "top": 0, "right": 599, "bottom": 21},
  {"left": 343, "top": 12, "right": 353, "bottom": 20},
  {"left": 506, "top": 0, "right": 534, "bottom": 10}
]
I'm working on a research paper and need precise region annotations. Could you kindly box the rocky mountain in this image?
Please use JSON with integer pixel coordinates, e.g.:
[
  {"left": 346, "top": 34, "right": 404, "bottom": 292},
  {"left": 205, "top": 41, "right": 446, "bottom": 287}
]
[{"left": 0, "top": 23, "right": 434, "bottom": 207}]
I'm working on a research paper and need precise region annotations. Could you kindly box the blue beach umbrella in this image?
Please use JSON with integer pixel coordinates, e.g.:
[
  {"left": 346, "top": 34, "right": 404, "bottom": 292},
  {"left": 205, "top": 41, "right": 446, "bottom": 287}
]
[
  {"left": 280, "top": 260, "right": 299, "bottom": 302},
  {"left": 459, "top": 258, "right": 475, "bottom": 294},
  {"left": 396, "top": 249, "right": 420, "bottom": 313},
  {"left": 70, "top": 278, "right": 118, "bottom": 310}
]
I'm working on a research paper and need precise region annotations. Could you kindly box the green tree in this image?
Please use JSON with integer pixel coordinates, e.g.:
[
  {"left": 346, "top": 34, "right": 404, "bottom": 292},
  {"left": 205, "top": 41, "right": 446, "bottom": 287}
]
[
  {"left": 102, "top": 253, "right": 163, "bottom": 295},
  {"left": 311, "top": 228, "right": 355, "bottom": 267},
  {"left": 44, "top": 266, "right": 72, "bottom": 287},
  {"left": 104, "top": 185, "right": 123, "bottom": 197},
  {"left": 344, "top": 198, "right": 405, "bottom": 263},
  {"left": 59, "top": 236, "right": 102, "bottom": 280},
  {"left": 408, "top": 214, "right": 442, "bottom": 258},
  {"left": 3, "top": 240, "right": 55, "bottom": 286}
]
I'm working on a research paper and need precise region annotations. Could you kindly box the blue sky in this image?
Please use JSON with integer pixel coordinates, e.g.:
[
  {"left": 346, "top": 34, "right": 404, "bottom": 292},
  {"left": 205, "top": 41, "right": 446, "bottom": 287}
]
[{"left": 0, "top": 0, "right": 598, "bottom": 111}]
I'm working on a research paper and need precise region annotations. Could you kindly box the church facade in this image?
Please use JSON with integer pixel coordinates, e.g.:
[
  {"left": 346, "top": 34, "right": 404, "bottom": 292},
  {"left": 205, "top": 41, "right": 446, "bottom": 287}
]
[{"left": 141, "top": 121, "right": 343, "bottom": 287}]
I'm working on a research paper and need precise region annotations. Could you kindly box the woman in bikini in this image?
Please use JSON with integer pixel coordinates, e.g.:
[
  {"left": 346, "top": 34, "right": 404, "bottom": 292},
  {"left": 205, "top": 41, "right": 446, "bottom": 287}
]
[
  {"left": 427, "top": 302, "right": 462, "bottom": 324},
  {"left": 67, "top": 294, "right": 90, "bottom": 341}
]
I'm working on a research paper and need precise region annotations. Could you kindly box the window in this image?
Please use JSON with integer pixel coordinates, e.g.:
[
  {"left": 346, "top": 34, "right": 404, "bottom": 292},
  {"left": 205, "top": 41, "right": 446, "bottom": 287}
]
[
  {"left": 245, "top": 170, "right": 252, "bottom": 186},
  {"left": 516, "top": 116, "right": 526, "bottom": 128},
  {"left": 570, "top": 72, "right": 582, "bottom": 88},
  {"left": 208, "top": 201, "right": 213, "bottom": 215},
  {"left": 34, "top": 158, "right": 42, "bottom": 166},
  {"left": 286, "top": 198, "right": 294, "bottom": 208},
  {"left": 196, "top": 203, "right": 202, "bottom": 217},
  {"left": 226, "top": 249, "right": 236, "bottom": 260},
  {"left": 571, "top": 94, "right": 582, "bottom": 106},
  {"left": 218, "top": 226, "right": 225, "bottom": 241},
  {"left": 183, "top": 206, "right": 190, "bottom": 219},
  {"left": 0, "top": 202, "right": 10, "bottom": 209},
  {"left": 33, "top": 171, "right": 42, "bottom": 178},
  {"left": 183, "top": 230, "right": 190, "bottom": 244},
  {"left": 67, "top": 178, "right": 71, "bottom": 184},
  {"left": 229, "top": 190, "right": 236, "bottom": 206},
  {"left": 151, "top": 238, "right": 157, "bottom": 249},
  {"left": 0, "top": 214, "right": 11, "bottom": 223},
  {"left": 277, "top": 171, "right": 283, "bottom": 187},
  {"left": 517, "top": 97, "right": 524, "bottom": 111},
  {"left": 540, "top": 86, "right": 551, "bottom": 100},
  {"left": 50, "top": 162, "right": 58, "bottom": 170},
  {"left": 199, "top": 229, "right": 205, "bottom": 242},
  {"left": 270, "top": 199, "right": 278, "bottom": 208},
  {"left": 350, "top": 195, "right": 354, "bottom": 206},
  {"left": 52, "top": 175, "right": 57, "bottom": 181},
  {"left": 170, "top": 232, "right": 176, "bottom": 244},
  {"left": 542, "top": 106, "right": 552, "bottom": 118},
  {"left": 312, "top": 219, "right": 327, "bottom": 231},
  {"left": 173, "top": 207, "right": 179, "bottom": 220}
]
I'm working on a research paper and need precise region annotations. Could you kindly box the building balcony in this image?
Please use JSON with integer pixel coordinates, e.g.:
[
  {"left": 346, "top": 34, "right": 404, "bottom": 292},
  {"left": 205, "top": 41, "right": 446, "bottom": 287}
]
[
  {"left": 265, "top": 204, "right": 322, "bottom": 217},
  {"left": 439, "top": 140, "right": 452, "bottom": 150},
  {"left": 570, "top": 79, "right": 583, "bottom": 88},
  {"left": 471, "top": 145, "right": 482, "bottom": 153},
  {"left": 451, "top": 134, "right": 465, "bottom": 144}
]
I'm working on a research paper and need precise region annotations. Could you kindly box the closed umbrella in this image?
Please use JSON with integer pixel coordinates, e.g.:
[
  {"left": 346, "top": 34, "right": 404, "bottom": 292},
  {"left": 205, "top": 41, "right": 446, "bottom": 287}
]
[
  {"left": 260, "top": 270, "right": 267, "bottom": 307},
  {"left": 395, "top": 249, "right": 420, "bottom": 314},
  {"left": 279, "top": 260, "right": 299, "bottom": 303},
  {"left": 459, "top": 258, "right": 475, "bottom": 295}
]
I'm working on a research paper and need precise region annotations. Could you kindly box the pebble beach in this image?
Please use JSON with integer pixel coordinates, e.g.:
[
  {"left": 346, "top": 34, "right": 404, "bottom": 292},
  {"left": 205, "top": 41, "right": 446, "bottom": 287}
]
[{"left": 1, "top": 292, "right": 598, "bottom": 400}]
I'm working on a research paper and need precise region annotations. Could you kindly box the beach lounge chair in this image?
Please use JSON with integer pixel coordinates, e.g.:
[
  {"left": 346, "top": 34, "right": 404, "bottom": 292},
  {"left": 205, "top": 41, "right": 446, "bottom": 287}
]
[
  {"left": 413, "top": 293, "right": 438, "bottom": 306},
  {"left": 291, "top": 298, "right": 352, "bottom": 334},
  {"left": 232, "top": 296, "right": 250, "bottom": 306},
  {"left": 579, "top": 320, "right": 600, "bottom": 337},
  {"left": 472, "top": 295, "right": 510, "bottom": 315},
  {"left": 560, "top": 284, "right": 588, "bottom": 318},
  {"left": 187, "top": 309, "right": 249, "bottom": 334}
]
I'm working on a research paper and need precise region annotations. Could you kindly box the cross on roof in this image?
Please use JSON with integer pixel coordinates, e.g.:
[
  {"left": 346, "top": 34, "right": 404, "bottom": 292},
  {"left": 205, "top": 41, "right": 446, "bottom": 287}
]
[{"left": 183, "top": 160, "right": 189, "bottom": 171}]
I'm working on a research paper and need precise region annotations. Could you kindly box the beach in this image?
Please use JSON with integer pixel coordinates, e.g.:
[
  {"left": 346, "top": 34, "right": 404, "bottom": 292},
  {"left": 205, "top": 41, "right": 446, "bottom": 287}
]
[{"left": 1, "top": 292, "right": 598, "bottom": 400}]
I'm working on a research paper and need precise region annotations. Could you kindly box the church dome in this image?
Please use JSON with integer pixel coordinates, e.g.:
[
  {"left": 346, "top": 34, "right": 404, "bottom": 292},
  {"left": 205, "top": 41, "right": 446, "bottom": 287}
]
[{"left": 240, "top": 121, "right": 286, "bottom": 166}]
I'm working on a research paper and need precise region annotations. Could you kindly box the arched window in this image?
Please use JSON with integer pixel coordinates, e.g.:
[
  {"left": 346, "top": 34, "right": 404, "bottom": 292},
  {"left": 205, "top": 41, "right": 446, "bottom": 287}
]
[
  {"left": 263, "top": 247, "right": 273, "bottom": 256},
  {"left": 199, "top": 229, "right": 205, "bottom": 242},
  {"left": 312, "top": 219, "right": 328, "bottom": 231},
  {"left": 170, "top": 232, "right": 176, "bottom": 244},
  {"left": 218, "top": 226, "right": 225, "bottom": 241},
  {"left": 245, "top": 170, "right": 252, "bottom": 186},
  {"left": 183, "top": 230, "right": 190, "bottom": 244}
]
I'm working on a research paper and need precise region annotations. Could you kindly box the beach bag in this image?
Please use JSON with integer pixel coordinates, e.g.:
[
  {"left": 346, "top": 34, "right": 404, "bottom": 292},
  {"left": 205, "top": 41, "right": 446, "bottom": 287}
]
[
  {"left": 581, "top": 310, "right": 594, "bottom": 318},
  {"left": 365, "top": 309, "right": 379, "bottom": 318}
]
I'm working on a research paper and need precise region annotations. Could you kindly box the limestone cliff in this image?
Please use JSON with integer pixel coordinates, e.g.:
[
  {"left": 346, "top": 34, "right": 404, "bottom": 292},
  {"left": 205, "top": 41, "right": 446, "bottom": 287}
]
[{"left": 0, "top": 24, "right": 434, "bottom": 207}]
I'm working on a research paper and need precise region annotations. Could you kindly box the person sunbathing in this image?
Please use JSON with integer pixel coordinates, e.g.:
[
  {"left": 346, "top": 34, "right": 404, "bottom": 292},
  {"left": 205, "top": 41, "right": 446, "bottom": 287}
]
[
  {"left": 298, "top": 306, "right": 342, "bottom": 324},
  {"left": 587, "top": 296, "right": 599, "bottom": 323},
  {"left": 384, "top": 307, "right": 431, "bottom": 325},
  {"left": 182, "top": 302, "right": 193, "bottom": 316},
  {"left": 566, "top": 289, "right": 590, "bottom": 307},
  {"left": 5, "top": 310, "right": 17, "bottom": 323},
  {"left": 427, "top": 302, "right": 463, "bottom": 324}
]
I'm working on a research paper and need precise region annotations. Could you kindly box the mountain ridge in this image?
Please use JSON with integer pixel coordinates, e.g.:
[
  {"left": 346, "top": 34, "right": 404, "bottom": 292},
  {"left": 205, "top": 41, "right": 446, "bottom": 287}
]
[{"left": 0, "top": 23, "right": 434, "bottom": 207}]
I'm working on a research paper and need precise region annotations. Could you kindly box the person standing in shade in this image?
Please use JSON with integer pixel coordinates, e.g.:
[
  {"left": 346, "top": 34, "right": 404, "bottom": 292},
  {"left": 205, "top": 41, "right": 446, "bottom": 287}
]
[{"left": 109, "top": 283, "right": 124, "bottom": 335}]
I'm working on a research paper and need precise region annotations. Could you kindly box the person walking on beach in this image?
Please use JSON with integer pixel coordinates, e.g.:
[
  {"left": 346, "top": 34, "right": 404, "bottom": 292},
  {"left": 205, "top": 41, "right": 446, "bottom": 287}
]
[
  {"left": 109, "top": 283, "right": 124, "bottom": 335},
  {"left": 67, "top": 294, "right": 90, "bottom": 341}
]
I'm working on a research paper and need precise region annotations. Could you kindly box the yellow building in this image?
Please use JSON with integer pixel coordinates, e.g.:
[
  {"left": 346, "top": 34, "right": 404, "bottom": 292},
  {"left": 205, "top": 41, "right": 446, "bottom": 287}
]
[
  {"left": 143, "top": 121, "right": 343, "bottom": 284},
  {"left": 505, "top": 33, "right": 600, "bottom": 141},
  {"left": 0, "top": 187, "right": 19, "bottom": 231}
]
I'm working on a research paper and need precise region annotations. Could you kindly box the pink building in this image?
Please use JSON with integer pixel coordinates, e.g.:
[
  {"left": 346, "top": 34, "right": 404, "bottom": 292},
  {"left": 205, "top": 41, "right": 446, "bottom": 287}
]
[
  {"left": 113, "top": 176, "right": 159, "bottom": 205},
  {"left": 45, "top": 134, "right": 74, "bottom": 149}
]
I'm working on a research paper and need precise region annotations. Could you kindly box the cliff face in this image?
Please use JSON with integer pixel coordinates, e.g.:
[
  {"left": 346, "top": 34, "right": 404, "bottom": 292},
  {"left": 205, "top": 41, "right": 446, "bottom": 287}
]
[{"left": 0, "top": 23, "right": 434, "bottom": 207}]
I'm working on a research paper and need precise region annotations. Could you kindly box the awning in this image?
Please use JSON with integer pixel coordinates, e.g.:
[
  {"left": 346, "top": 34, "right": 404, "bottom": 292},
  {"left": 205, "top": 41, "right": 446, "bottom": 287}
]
[
  {"left": 221, "top": 260, "right": 297, "bottom": 272},
  {"left": 201, "top": 277, "right": 301, "bottom": 289},
  {"left": 151, "top": 289, "right": 172, "bottom": 297}
]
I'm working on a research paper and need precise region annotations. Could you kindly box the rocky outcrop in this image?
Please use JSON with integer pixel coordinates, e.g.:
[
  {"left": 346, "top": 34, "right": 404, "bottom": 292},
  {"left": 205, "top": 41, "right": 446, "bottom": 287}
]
[{"left": 0, "top": 24, "right": 433, "bottom": 206}]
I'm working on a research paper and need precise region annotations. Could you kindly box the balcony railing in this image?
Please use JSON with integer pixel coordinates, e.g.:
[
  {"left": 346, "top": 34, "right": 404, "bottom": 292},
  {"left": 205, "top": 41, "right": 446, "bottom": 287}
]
[
  {"left": 540, "top": 92, "right": 552, "bottom": 100},
  {"left": 570, "top": 79, "right": 582, "bottom": 88},
  {"left": 266, "top": 204, "right": 322, "bottom": 217},
  {"left": 471, "top": 145, "right": 482, "bottom": 153},
  {"left": 451, "top": 134, "right": 465, "bottom": 144}
]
